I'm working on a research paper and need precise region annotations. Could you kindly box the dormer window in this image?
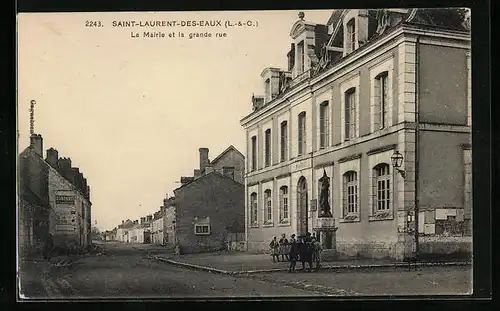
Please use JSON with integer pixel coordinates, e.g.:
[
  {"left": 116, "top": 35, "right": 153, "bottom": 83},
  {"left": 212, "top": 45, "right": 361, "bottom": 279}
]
[
  {"left": 346, "top": 18, "right": 356, "bottom": 53},
  {"left": 264, "top": 78, "right": 271, "bottom": 103},
  {"left": 297, "top": 41, "right": 305, "bottom": 74}
]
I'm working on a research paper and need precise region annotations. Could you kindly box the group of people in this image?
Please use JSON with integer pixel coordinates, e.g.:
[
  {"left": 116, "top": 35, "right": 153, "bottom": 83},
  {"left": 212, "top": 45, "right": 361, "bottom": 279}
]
[{"left": 269, "top": 232, "right": 322, "bottom": 272}]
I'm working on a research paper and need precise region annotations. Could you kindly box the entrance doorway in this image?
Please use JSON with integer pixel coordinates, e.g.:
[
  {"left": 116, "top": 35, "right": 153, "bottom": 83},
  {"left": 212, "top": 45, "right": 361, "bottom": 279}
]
[{"left": 297, "top": 177, "right": 308, "bottom": 236}]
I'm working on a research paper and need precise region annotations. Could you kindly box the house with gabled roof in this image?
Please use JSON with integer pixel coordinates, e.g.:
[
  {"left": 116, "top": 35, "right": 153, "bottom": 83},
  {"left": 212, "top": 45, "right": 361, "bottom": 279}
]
[{"left": 170, "top": 146, "right": 245, "bottom": 254}]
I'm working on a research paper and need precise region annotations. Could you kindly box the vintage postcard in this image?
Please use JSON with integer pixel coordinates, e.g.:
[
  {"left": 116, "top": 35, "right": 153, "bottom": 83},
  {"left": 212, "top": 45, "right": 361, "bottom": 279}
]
[{"left": 17, "top": 8, "right": 473, "bottom": 299}]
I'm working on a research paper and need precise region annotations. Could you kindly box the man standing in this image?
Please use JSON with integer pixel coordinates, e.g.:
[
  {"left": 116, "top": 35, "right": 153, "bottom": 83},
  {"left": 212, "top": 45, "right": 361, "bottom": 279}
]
[
  {"left": 269, "top": 237, "right": 279, "bottom": 262},
  {"left": 288, "top": 234, "right": 299, "bottom": 273},
  {"left": 278, "top": 234, "right": 289, "bottom": 262},
  {"left": 42, "top": 233, "right": 53, "bottom": 261},
  {"left": 312, "top": 237, "right": 323, "bottom": 271}
]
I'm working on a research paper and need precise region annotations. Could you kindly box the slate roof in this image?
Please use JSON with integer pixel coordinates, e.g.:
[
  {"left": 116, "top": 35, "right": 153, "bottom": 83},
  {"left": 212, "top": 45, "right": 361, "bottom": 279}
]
[
  {"left": 406, "top": 8, "right": 469, "bottom": 31},
  {"left": 210, "top": 145, "right": 245, "bottom": 165},
  {"left": 173, "top": 170, "right": 242, "bottom": 192}
]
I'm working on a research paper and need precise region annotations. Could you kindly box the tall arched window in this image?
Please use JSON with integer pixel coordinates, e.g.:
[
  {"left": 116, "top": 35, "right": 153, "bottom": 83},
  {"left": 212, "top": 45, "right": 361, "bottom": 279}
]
[
  {"left": 250, "top": 192, "right": 258, "bottom": 225},
  {"left": 343, "top": 171, "right": 358, "bottom": 216},
  {"left": 279, "top": 186, "right": 289, "bottom": 223},
  {"left": 264, "top": 189, "right": 272, "bottom": 224},
  {"left": 265, "top": 129, "right": 271, "bottom": 167},
  {"left": 372, "top": 163, "right": 391, "bottom": 213},
  {"left": 344, "top": 88, "right": 357, "bottom": 140},
  {"left": 375, "top": 72, "right": 389, "bottom": 130},
  {"left": 280, "top": 121, "right": 288, "bottom": 162},
  {"left": 319, "top": 101, "right": 330, "bottom": 148},
  {"left": 251, "top": 136, "right": 257, "bottom": 171},
  {"left": 298, "top": 112, "right": 307, "bottom": 155}
]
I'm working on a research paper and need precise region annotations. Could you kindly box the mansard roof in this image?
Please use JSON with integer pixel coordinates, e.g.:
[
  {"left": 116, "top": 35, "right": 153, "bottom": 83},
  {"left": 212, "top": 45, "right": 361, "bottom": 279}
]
[
  {"left": 326, "top": 10, "right": 344, "bottom": 26},
  {"left": 406, "top": 8, "right": 470, "bottom": 31}
]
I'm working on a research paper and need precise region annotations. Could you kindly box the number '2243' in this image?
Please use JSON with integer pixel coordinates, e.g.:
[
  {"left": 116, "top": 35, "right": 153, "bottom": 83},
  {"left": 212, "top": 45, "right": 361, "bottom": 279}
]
[{"left": 86, "top": 21, "right": 103, "bottom": 27}]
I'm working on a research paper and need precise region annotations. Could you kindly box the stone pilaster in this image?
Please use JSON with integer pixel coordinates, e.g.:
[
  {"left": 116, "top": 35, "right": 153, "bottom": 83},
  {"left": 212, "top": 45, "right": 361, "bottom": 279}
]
[
  {"left": 466, "top": 51, "right": 471, "bottom": 127},
  {"left": 396, "top": 128, "right": 417, "bottom": 259},
  {"left": 397, "top": 40, "right": 417, "bottom": 123}
]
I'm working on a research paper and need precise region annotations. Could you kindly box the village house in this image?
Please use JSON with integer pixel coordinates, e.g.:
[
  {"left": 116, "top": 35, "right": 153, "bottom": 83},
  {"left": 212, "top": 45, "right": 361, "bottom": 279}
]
[
  {"left": 163, "top": 197, "right": 176, "bottom": 246},
  {"left": 116, "top": 219, "right": 133, "bottom": 243},
  {"left": 151, "top": 207, "right": 165, "bottom": 245},
  {"left": 240, "top": 8, "right": 471, "bottom": 260},
  {"left": 19, "top": 134, "right": 93, "bottom": 255},
  {"left": 128, "top": 216, "right": 152, "bottom": 244},
  {"left": 169, "top": 146, "right": 246, "bottom": 254},
  {"left": 18, "top": 135, "right": 53, "bottom": 258},
  {"left": 45, "top": 147, "right": 92, "bottom": 253},
  {"left": 103, "top": 228, "right": 117, "bottom": 241}
]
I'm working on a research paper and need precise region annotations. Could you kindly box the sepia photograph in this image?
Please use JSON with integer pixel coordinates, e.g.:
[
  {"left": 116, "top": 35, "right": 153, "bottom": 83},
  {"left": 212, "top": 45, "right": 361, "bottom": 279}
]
[{"left": 16, "top": 8, "right": 473, "bottom": 299}]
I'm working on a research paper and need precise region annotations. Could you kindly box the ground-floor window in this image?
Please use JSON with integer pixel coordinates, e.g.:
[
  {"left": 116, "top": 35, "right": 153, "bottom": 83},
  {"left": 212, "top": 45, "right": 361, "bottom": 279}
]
[
  {"left": 373, "top": 163, "right": 391, "bottom": 213},
  {"left": 343, "top": 171, "right": 358, "bottom": 216},
  {"left": 194, "top": 224, "right": 210, "bottom": 235},
  {"left": 264, "top": 189, "right": 272, "bottom": 224},
  {"left": 279, "top": 186, "right": 289, "bottom": 223}
]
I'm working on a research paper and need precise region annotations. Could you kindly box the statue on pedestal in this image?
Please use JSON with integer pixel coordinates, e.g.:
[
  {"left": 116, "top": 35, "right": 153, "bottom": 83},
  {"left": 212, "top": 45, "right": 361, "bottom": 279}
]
[{"left": 318, "top": 169, "right": 333, "bottom": 218}]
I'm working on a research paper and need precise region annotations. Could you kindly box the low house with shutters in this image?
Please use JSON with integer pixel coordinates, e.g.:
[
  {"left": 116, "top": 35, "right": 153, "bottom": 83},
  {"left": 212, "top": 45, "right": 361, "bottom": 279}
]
[{"left": 169, "top": 146, "right": 245, "bottom": 254}]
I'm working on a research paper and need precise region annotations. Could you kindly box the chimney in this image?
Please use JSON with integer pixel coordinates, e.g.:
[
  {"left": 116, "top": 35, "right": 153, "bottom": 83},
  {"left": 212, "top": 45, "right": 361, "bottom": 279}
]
[
  {"left": 30, "top": 134, "right": 43, "bottom": 156},
  {"left": 58, "top": 157, "right": 72, "bottom": 178},
  {"left": 147, "top": 215, "right": 153, "bottom": 222},
  {"left": 122, "top": 220, "right": 125, "bottom": 225},
  {"left": 140, "top": 217, "right": 146, "bottom": 224},
  {"left": 194, "top": 169, "right": 201, "bottom": 179},
  {"left": 45, "top": 148, "right": 59, "bottom": 168},
  {"left": 180, "top": 176, "right": 194, "bottom": 185},
  {"left": 205, "top": 165, "right": 214, "bottom": 174},
  {"left": 199, "top": 148, "right": 210, "bottom": 172}
]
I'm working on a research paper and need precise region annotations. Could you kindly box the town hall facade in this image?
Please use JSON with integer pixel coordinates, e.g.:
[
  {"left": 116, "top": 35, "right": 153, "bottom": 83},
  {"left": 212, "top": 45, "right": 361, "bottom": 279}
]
[{"left": 240, "top": 8, "right": 471, "bottom": 260}]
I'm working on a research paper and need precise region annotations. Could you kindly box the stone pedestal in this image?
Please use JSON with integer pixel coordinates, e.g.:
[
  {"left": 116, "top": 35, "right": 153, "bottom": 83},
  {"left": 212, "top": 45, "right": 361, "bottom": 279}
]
[{"left": 314, "top": 217, "right": 338, "bottom": 256}]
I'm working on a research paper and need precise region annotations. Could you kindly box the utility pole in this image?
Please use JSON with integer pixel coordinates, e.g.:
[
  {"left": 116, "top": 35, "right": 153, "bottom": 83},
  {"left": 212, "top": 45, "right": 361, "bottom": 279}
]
[
  {"left": 29, "top": 100, "right": 36, "bottom": 135},
  {"left": 414, "top": 37, "right": 421, "bottom": 261}
]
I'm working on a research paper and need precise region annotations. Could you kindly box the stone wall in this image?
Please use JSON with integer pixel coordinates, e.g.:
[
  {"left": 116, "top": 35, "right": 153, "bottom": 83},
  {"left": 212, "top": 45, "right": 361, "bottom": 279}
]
[{"left": 174, "top": 173, "right": 244, "bottom": 254}]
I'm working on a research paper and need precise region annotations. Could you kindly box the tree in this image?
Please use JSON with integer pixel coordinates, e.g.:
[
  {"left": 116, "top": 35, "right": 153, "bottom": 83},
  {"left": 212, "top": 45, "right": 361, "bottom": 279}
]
[{"left": 91, "top": 226, "right": 101, "bottom": 240}]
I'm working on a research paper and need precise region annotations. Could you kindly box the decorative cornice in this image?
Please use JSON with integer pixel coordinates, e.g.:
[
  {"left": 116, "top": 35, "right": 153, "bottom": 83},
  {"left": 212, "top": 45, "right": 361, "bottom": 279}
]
[
  {"left": 261, "top": 177, "right": 274, "bottom": 184},
  {"left": 314, "top": 162, "right": 334, "bottom": 169},
  {"left": 276, "top": 172, "right": 291, "bottom": 180},
  {"left": 366, "top": 144, "right": 397, "bottom": 156},
  {"left": 247, "top": 181, "right": 259, "bottom": 187},
  {"left": 338, "top": 153, "right": 362, "bottom": 163}
]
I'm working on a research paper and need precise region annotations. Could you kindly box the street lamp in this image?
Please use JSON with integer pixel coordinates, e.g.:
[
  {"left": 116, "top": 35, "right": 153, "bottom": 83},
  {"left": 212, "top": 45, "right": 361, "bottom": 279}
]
[
  {"left": 406, "top": 212, "right": 414, "bottom": 223},
  {"left": 391, "top": 150, "right": 406, "bottom": 178}
]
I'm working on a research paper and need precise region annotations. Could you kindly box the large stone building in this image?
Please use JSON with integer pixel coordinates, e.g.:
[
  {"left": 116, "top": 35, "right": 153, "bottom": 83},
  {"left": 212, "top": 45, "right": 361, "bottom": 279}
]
[
  {"left": 240, "top": 8, "right": 471, "bottom": 260},
  {"left": 19, "top": 134, "right": 93, "bottom": 254}
]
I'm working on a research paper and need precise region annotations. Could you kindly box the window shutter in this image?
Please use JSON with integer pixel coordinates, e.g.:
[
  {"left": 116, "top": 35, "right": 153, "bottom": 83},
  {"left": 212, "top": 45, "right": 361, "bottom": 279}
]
[
  {"left": 351, "top": 92, "right": 357, "bottom": 139},
  {"left": 343, "top": 175, "right": 348, "bottom": 217},
  {"left": 373, "top": 81, "right": 381, "bottom": 131},
  {"left": 325, "top": 107, "right": 329, "bottom": 146},
  {"left": 345, "top": 97, "right": 350, "bottom": 140},
  {"left": 298, "top": 117, "right": 303, "bottom": 155},
  {"left": 372, "top": 169, "right": 377, "bottom": 215}
]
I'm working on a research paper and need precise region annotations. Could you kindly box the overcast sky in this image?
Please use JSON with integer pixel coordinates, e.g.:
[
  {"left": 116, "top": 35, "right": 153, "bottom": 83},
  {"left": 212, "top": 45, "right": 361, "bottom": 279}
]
[{"left": 17, "top": 10, "right": 333, "bottom": 231}]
